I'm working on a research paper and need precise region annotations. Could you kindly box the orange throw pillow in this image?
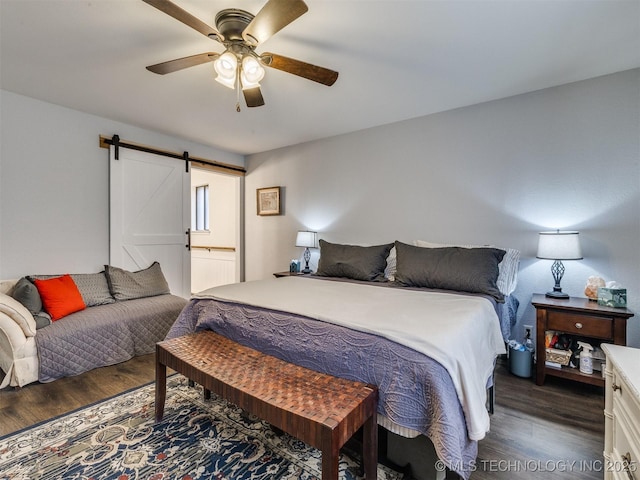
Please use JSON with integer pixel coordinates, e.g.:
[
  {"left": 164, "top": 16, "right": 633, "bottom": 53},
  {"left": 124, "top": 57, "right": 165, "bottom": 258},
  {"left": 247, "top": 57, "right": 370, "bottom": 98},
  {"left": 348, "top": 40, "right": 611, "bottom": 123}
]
[{"left": 34, "top": 275, "right": 86, "bottom": 321}]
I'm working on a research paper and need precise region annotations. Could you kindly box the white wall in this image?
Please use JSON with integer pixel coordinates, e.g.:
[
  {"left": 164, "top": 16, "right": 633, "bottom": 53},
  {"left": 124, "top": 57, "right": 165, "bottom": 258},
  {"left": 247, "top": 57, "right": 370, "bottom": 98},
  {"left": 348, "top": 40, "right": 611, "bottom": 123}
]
[
  {"left": 0, "top": 90, "right": 244, "bottom": 278},
  {"left": 245, "top": 69, "right": 640, "bottom": 347}
]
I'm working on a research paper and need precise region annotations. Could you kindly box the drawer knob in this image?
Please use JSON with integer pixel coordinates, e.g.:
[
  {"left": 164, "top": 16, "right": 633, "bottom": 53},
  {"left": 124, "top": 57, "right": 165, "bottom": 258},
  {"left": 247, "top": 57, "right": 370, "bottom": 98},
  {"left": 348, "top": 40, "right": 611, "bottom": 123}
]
[
  {"left": 612, "top": 383, "right": 622, "bottom": 392},
  {"left": 621, "top": 452, "right": 634, "bottom": 480},
  {"left": 575, "top": 322, "right": 583, "bottom": 329}
]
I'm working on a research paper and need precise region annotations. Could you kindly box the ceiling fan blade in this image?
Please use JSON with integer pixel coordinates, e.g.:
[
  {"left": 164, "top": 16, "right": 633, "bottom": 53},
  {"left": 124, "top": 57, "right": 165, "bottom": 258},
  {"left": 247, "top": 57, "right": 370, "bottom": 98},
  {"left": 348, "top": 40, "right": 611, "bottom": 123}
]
[
  {"left": 243, "top": 87, "right": 266, "bottom": 108},
  {"left": 142, "top": 0, "right": 224, "bottom": 41},
  {"left": 146, "top": 53, "right": 219, "bottom": 75},
  {"left": 261, "top": 53, "right": 338, "bottom": 86},
  {"left": 242, "top": 0, "right": 308, "bottom": 46}
]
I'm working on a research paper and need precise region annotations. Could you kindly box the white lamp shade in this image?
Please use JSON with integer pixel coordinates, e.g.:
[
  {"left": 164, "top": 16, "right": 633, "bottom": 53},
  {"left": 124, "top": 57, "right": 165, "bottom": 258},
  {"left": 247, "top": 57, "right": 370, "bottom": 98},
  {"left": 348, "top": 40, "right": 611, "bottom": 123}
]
[
  {"left": 536, "top": 231, "right": 583, "bottom": 260},
  {"left": 215, "top": 75, "right": 236, "bottom": 89},
  {"left": 214, "top": 51, "right": 237, "bottom": 89},
  {"left": 241, "top": 56, "right": 265, "bottom": 88},
  {"left": 296, "top": 231, "right": 317, "bottom": 248}
]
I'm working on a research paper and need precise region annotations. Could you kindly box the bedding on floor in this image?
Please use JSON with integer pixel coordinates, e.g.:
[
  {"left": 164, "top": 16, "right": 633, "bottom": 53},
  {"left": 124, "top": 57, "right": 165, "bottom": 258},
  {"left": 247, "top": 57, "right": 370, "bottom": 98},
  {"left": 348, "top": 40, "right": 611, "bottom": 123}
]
[{"left": 168, "top": 275, "right": 509, "bottom": 479}]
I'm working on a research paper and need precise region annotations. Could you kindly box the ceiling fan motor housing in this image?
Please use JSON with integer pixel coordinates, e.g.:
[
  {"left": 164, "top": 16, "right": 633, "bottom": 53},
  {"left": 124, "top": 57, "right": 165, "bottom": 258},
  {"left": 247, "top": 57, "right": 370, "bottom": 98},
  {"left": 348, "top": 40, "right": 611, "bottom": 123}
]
[{"left": 215, "top": 9, "right": 254, "bottom": 42}]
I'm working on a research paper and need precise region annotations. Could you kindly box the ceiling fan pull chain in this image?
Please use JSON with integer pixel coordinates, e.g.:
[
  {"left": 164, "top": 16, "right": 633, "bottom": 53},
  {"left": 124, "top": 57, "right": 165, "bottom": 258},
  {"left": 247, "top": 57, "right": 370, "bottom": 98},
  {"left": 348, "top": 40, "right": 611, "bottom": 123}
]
[{"left": 235, "top": 67, "right": 241, "bottom": 112}]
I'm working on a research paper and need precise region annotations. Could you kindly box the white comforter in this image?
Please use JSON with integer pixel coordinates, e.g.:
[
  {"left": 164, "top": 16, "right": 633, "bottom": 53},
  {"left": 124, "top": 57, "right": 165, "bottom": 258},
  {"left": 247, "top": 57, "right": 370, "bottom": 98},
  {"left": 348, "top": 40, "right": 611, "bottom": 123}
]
[{"left": 195, "top": 276, "right": 506, "bottom": 441}]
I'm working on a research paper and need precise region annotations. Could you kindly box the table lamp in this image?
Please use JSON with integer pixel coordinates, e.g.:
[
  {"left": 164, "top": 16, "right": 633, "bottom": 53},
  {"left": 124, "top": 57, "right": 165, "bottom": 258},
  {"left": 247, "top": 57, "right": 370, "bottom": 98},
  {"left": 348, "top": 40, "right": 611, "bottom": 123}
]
[
  {"left": 296, "top": 231, "right": 317, "bottom": 274},
  {"left": 536, "top": 230, "right": 583, "bottom": 299}
]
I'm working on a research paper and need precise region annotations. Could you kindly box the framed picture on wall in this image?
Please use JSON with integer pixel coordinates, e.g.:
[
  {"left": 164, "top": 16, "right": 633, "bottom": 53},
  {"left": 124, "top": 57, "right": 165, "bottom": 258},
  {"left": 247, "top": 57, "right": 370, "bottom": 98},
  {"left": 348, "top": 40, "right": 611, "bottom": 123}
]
[{"left": 257, "top": 186, "right": 281, "bottom": 216}]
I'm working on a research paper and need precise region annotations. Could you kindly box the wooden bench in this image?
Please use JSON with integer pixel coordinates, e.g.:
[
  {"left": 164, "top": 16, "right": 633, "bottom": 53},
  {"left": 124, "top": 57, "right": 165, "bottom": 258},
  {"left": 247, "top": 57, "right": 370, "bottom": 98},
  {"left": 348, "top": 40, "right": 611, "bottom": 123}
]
[{"left": 155, "top": 330, "right": 378, "bottom": 480}]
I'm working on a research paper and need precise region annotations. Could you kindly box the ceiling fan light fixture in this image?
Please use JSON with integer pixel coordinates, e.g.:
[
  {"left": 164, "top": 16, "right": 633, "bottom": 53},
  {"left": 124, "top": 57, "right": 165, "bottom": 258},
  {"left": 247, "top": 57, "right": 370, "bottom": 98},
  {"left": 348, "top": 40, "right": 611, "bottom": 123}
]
[
  {"left": 143, "top": 0, "right": 338, "bottom": 109},
  {"left": 214, "top": 51, "right": 238, "bottom": 88},
  {"left": 240, "top": 75, "right": 260, "bottom": 90},
  {"left": 241, "top": 56, "right": 265, "bottom": 88},
  {"left": 215, "top": 74, "right": 237, "bottom": 89}
]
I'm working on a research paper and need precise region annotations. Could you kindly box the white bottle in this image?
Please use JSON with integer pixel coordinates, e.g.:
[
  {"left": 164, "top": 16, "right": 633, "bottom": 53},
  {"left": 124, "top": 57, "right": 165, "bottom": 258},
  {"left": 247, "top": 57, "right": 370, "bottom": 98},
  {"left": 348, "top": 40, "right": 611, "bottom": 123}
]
[{"left": 578, "top": 341, "right": 594, "bottom": 374}]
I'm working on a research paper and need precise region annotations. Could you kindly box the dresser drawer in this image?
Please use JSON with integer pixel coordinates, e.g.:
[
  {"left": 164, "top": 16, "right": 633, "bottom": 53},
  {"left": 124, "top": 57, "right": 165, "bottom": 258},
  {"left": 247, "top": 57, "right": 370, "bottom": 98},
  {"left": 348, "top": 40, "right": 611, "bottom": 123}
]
[
  {"left": 611, "top": 367, "right": 640, "bottom": 480},
  {"left": 612, "top": 371, "right": 640, "bottom": 443},
  {"left": 547, "top": 311, "right": 612, "bottom": 338},
  {"left": 611, "top": 414, "right": 639, "bottom": 480}
]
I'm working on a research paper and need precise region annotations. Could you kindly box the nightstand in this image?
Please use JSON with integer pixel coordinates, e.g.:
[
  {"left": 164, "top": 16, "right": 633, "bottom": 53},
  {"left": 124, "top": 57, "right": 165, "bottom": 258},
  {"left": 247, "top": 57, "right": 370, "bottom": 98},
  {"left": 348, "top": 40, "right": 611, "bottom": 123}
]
[
  {"left": 532, "top": 294, "right": 634, "bottom": 387},
  {"left": 273, "top": 271, "right": 308, "bottom": 278}
]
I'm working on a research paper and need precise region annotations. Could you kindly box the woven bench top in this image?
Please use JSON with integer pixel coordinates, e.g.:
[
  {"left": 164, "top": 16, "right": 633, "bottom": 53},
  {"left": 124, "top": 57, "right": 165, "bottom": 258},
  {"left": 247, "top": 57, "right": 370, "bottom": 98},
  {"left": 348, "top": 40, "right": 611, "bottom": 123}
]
[{"left": 158, "top": 330, "right": 377, "bottom": 427}]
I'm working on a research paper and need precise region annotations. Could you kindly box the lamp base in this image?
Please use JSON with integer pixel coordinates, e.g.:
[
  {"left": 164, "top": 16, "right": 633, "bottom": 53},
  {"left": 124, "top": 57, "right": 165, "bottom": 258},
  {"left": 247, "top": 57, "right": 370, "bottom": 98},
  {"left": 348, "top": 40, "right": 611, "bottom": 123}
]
[
  {"left": 545, "top": 290, "right": 570, "bottom": 299},
  {"left": 301, "top": 247, "right": 311, "bottom": 274}
]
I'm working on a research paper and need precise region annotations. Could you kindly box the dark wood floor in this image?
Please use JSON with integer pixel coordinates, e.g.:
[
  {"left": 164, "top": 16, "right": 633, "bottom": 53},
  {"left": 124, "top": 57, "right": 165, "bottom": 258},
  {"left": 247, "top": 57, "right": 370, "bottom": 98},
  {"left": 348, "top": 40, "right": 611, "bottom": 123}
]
[
  {"left": 473, "top": 360, "right": 604, "bottom": 480},
  {"left": 0, "top": 354, "right": 157, "bottom": 436},
  {"left": 0, "top": 356, "right": 604, "bottom": 480}
]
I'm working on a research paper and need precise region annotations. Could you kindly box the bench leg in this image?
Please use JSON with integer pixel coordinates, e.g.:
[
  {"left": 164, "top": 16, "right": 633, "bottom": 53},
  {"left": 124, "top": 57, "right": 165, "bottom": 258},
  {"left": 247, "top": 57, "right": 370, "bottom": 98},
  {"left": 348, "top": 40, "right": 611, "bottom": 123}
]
[
  {"left": 322, "top": 429, "right": 340, "bottom": 480},
  {"left": 363, "top": 413, "right": 378, "bottom": 479},
  {"left": 155, "top": 361, "right": 167, "bottom": 422},
  {"left": 321, "top": 447, "right": 339, "bottom": 480}
]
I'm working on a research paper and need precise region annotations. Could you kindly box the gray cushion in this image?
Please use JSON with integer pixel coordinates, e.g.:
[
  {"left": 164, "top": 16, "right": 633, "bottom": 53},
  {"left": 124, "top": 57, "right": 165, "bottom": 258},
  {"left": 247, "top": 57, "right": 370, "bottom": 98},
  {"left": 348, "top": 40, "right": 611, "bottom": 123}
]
[
  {"left": 8, "top": 278, "right": 52, "bottom": 330},
  {"left": 394, "top": 241, "right": 506, "bottom": 302},
  {"left": 316, "top": 240, "right": 394, "bottom": 282},
  {"left": 105, "top": 262, "right": 170, "bottom": 301},
  {"left": 28, "top": 273, "right": 115, "bottom": 307},
  {"left": 34, "top": 311, "right": 52, "bottom": 329},
  {"left": 11, "top": 277, "right": 42, "bottom": 314}
]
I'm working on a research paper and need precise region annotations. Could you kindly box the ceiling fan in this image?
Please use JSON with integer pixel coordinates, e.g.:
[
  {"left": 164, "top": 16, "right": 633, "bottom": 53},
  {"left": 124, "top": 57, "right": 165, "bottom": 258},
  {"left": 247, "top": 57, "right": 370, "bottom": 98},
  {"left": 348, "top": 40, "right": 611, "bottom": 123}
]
[{"left": 142, "top": 0, "right": 339, "bottom": 111}]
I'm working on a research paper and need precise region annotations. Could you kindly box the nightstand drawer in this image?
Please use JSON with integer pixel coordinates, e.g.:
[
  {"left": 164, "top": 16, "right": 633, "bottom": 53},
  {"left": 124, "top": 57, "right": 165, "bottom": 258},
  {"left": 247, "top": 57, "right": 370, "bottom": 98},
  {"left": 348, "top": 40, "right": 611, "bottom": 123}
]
[{"left": 547, "top": 312, "right": 612, "bottom": 338}]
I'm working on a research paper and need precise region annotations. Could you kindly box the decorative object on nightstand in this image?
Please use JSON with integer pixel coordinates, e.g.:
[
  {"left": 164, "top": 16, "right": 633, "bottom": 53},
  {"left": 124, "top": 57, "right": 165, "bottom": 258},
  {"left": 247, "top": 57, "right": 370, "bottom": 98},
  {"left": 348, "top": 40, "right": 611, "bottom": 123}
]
[
  {"left": 536, "top": 230, "right": 583, "bottom": 299},
  {"left": 296, "top": 231, "right": 317, "bottom": 274},
  {"left": 584, "top": 275, "right": 606, "bottom": 300},
  {"left": 597, "top": 282, "right": 628, "bottom": 308}
]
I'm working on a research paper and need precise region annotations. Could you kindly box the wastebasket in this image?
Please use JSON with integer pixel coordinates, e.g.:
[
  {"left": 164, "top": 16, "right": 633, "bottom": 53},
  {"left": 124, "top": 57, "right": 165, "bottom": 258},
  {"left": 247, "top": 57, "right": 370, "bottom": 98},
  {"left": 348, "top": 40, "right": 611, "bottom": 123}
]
[{"left": 509, "top": 346, "right": 533, "bottom": 378}]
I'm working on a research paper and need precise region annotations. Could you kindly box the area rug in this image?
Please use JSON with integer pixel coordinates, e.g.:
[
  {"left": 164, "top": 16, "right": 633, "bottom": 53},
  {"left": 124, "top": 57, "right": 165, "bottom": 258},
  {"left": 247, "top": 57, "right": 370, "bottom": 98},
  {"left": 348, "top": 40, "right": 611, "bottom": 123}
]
[{"left": 0, "top": 375, "right": 403, "bottom": 479}]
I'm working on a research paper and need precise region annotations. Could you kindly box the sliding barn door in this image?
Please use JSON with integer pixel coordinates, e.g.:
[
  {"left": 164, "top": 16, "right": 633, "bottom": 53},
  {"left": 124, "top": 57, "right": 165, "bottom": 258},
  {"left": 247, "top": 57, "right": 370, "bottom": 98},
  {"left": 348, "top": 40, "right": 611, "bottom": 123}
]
[{"left": 109, "top": 147, "right": 190, "bottom": 298}]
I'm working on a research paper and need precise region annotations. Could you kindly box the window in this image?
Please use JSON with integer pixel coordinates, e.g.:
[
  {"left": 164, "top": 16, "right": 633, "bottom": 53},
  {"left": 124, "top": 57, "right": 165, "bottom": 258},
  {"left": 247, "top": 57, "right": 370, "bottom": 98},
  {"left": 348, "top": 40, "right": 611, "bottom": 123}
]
[{"left": 195, "top": 184, "right": 209, "bottom": 231}]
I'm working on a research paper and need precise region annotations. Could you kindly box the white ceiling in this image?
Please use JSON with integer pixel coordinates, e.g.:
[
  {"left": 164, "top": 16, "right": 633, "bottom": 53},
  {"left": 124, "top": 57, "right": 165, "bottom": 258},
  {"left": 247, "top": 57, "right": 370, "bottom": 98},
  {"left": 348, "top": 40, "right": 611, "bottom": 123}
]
[{"left": 1, "top": 0, "right": 638, "bottom": 155}]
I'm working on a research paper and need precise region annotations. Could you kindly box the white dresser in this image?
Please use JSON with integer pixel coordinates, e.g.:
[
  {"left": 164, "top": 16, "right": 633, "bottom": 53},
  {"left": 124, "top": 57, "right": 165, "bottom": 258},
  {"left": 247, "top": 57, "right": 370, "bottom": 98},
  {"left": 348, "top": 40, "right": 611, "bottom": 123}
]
[{"left": 602, "top": 344, "right": 640, "bottom": 480}]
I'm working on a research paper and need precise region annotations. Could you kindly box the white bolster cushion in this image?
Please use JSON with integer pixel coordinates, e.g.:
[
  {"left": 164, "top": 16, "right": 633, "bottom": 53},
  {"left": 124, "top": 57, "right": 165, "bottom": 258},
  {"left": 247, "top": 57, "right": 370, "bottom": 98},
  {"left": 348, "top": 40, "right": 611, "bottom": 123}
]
[
  {"left": 0, "top": 293, "right": 37, "bottom": 337},
  {"left": 0, "top": 279, "right": 18, "bottom": 295}
]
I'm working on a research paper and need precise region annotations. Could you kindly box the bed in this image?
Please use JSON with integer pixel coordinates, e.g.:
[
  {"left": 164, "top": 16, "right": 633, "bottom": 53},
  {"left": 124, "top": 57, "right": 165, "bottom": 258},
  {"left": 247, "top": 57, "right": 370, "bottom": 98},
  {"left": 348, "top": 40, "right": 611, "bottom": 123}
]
[{"left": 167, "top": 240, "right": 520, "bottom": 480}]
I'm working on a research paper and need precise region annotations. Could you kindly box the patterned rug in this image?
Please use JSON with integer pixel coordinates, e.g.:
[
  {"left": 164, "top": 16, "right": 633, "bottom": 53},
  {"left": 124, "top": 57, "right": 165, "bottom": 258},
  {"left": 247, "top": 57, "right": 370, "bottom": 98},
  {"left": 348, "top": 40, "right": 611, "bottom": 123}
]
[{"left": 0, "top": 375, "right": 403, "bottom": 479}]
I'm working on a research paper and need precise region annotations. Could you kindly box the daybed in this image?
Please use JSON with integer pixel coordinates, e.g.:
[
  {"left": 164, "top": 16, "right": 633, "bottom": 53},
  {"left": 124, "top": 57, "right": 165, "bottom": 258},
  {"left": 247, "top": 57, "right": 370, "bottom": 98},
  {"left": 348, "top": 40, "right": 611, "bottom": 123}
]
[
  {"left": 167, "top": 239, "right": 520, "bottom": 480},
  {"left": 0, "top": 263, "right": 187, "bottom": 389}
]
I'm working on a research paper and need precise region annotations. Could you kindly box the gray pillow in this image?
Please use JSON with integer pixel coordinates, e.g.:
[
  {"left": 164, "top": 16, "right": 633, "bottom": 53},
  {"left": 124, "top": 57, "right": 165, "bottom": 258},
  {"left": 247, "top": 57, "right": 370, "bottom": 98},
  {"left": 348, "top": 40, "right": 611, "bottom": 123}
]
[
  {"left": 394, "top": 241, "right": 506, "bottom": 302},
  {"left": 316, "top": 240, "right": 394, "bottom": 282},
  {"left": 11, "top": 277, "right": 42, "bottom": 314},
  {"left": 105, "top": 262, "right": 170, "bottom": 301},
  {"left": 28, "top": 273, "right": 115, "bottom": 307},
  {"left": 11, "top": 277, "right": 51, "bottom": 329},
  {"left": 34, "top": 311, "right": 52, "bottom": 329}
]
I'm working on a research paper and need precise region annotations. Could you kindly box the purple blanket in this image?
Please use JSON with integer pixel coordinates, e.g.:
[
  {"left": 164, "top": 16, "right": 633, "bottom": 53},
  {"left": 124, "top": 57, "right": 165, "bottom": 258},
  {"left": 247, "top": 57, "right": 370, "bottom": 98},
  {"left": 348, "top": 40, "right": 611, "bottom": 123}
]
[{"left": 168, "top": 297, "right": 479, "bottom": 479}]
